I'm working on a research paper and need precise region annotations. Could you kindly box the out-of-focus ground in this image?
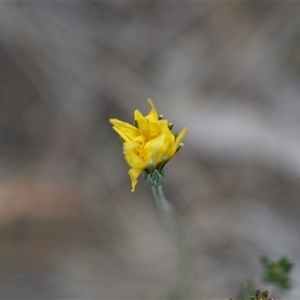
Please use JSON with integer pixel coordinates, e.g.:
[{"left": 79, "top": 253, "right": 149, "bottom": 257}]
[{"left": 0, "top": 2, "right": 300, "bottom": 299}]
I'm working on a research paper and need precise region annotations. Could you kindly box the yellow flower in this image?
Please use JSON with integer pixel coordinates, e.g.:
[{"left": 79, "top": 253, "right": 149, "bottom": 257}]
[{"left": 109, "top": 99, "right": 188, "bottom": 192}]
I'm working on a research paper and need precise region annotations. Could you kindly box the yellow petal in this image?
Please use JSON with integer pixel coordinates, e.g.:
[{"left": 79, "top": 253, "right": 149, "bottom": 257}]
[
  {"left": 133, "top": 134, "right": 146, "bottom": 145},
  {"left": 109, "top": 118, "right": 139, "bottom": 142},
  {"left": 175, "top": 126, "right": 188, "bottom": 146},
  {"left": 169, "top": 126, "right": 188, "bottom": 157},
  {"left": 123, "top": 140, "right": 141, "bottom": 151},
  {"left": 134, "top": 109, "right": 150, "bottom": 139},
  {"left": 148, "top": 120, "right": 163, "bottom": 140},
  {"left": 128, "top": 168, "right": 143, "bottom": 192},
  {"left": 145, "top": 99, "right": 158, "bottom": 122},
  {"left": 124, "top": 146, "right": 148, "bottom": 169},
  {"left": 146, "top": 134, "right": 168, "bottom": 165}
]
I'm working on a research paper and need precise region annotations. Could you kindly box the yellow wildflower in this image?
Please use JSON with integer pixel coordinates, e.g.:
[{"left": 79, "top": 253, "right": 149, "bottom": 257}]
[{"left": 109, "top": 99, "right": 188, "bottom": 192}]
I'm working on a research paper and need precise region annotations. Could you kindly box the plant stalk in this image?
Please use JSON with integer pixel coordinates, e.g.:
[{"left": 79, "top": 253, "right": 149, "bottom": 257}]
[{"left": 151, "top": 185, "right": 193, "bottom": 298}]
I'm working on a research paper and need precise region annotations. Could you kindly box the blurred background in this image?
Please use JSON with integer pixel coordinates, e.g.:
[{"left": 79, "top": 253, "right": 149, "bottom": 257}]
[{"left": 0, "top": 2, "right": 300, "bottom": 299}]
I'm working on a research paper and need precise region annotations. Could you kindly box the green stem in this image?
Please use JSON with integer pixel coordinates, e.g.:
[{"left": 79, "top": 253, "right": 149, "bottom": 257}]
[{"left": 151, "top": 185, "right": 193, "bottom": 299}]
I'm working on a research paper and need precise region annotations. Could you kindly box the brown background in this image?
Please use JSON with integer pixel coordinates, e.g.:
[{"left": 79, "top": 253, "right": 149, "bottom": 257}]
[{"left": 0, "top": 2, "right": 300, "bottom": 299}]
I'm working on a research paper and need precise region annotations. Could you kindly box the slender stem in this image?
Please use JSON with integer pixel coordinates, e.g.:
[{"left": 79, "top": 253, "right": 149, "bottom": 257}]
[
  {"left": 152, "top": 185, "right": 173, "bottom": 218},
  {"left": 151, "top": 185, "right": 193, "bottom": 298}
]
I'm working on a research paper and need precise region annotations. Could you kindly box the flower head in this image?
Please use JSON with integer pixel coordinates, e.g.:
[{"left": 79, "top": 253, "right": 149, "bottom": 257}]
[{"left": 109, "top": 99, "right": 188, "bottom": 192}]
